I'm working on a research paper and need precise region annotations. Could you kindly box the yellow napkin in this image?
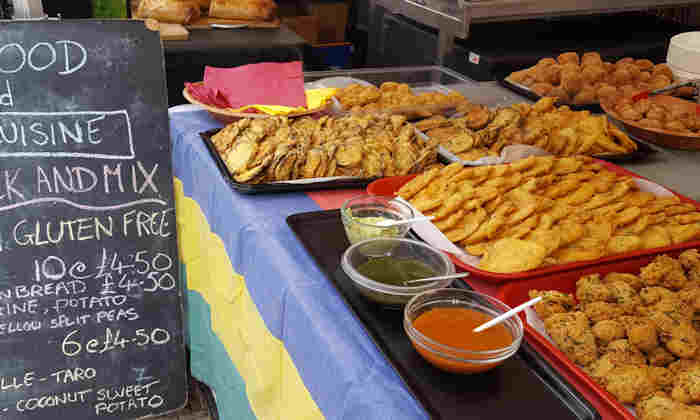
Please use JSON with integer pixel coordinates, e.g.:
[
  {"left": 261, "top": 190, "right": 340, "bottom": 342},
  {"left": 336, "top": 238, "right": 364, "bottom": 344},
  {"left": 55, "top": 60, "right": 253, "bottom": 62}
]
[{"left": 228, "top": 88, "right": 338, "bottom": 115}]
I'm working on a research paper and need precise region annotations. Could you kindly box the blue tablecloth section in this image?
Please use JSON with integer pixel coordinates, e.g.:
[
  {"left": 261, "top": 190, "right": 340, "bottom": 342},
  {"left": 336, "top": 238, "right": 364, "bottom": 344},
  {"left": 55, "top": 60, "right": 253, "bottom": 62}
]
[{"left": 169, "top": 108, "right": 428, "bottom": 420}]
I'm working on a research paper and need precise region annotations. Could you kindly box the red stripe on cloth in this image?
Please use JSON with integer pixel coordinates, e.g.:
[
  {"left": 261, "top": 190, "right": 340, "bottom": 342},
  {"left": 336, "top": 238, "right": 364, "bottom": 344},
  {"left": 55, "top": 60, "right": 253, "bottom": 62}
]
[{"left": 306, "top": 189, "right": 365, "bottom": 211}]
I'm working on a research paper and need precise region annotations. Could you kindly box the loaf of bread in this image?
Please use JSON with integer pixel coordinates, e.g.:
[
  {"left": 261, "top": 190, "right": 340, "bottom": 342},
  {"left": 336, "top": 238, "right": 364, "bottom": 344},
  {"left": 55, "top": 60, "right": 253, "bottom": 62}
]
[
  {"left": 208, "top": 0, "right": 277, "bottom": 21},
  {"left": 136, "top": 0, "right": 201, "bottom": 24}
]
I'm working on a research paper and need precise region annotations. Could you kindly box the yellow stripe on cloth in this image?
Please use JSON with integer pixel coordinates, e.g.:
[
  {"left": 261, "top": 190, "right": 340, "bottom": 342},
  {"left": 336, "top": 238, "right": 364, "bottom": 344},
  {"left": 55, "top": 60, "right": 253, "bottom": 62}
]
[
  {"left": 173, "top": 178, "right": 324, "bottom": 420},
  {"left": 227, "top": 88, "right": 338, "bottom": 115}
]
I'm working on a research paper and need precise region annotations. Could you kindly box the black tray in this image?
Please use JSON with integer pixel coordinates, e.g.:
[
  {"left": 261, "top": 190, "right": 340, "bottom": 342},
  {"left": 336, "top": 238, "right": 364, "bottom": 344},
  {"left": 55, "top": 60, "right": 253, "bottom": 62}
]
[
  {"left": 200, "top": 129, "right": 377, "bottom": 194},
  {"left": 286, "top": 209, "right": 600, "bottom": 420}
]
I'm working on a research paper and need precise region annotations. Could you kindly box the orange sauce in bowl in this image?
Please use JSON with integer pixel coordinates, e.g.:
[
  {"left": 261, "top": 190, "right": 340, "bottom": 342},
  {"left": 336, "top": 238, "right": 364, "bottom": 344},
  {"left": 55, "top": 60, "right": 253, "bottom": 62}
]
[{"left": 411, "top": 307, "right": 514, "bottom": 374}]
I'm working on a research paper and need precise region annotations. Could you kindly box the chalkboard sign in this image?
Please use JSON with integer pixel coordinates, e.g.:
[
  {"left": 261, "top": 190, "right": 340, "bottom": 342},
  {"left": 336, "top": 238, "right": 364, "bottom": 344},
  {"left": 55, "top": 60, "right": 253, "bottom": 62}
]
[{"left": 0, "top": 20, "right": 187, "bottom": 419}]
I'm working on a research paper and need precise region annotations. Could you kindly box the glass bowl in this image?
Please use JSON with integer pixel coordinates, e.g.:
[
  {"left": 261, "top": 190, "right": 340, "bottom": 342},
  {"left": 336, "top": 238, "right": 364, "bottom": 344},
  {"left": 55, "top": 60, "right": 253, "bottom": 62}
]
[
  {"left": 341, "top": 237, "right": 455, "bottom": 307},
  {"left": 404, "top": 289, "right": 523, "bottom": 374},
  {"left": 340, "top": 194, "right": 414, "bottom": 245}
]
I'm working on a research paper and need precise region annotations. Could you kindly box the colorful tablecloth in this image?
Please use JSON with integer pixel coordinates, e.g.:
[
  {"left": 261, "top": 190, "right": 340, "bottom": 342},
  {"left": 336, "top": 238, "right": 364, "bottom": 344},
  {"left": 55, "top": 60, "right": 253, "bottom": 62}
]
[{"left": 169, "top": 107, "right": 428, "bottom": 420}]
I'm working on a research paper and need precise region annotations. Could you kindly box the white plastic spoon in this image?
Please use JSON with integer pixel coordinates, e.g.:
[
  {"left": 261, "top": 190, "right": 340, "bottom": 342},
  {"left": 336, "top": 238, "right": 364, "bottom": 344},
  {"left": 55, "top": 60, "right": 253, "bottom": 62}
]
[
  {"left": 375, "top": 216, "right": 435, "bottom": 227},
  {"left": 403, "top": 272, "right": 469, "bottom": 285},
  {"left": 473, "top": 296, "right": 542, "bottom": 333}
]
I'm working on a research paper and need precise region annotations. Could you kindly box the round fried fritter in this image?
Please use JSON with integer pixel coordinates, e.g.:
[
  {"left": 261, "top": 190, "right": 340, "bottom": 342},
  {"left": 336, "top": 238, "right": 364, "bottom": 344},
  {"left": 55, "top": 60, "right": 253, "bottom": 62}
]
[
  {"left": 561, "top": 71, "right": 583, "bottom": 95},
  {"left": 557, "top": 51, "right": 580, "bottom": 66},
  {"left": 635, "top": 59, "right": 654, "bottom": 71},
  {"left": 572, "top": 88, "right": 596, "bottom": 105},
  {"left": 531, "top": 82, "right": 554, "bottom": 97},
  {"left": 581, "top": 52, "right": 603, "bottom": 67},
  {"left": 652, "top": 63, "right": 673, "bottom": 80},
  {"left": 612, "top": 69, "right": 633, "bottom": 86},
  {"left": 592, "top": 319, "right": 626, "bottom": 344},
  {"left": 537, "top": 57, "right": 557, "bottom": 67},
  {"left": 616, "top": 57, "right": 635, "bottom": 66},
  {"left": 633, "top": 98, "right": 653, "bottom": 115},
  {"left": 650, "top": 75, "right": 672, "bottom": 90},
  {"left": 581, "top": 65, "right": 606, "bottom": 84}
]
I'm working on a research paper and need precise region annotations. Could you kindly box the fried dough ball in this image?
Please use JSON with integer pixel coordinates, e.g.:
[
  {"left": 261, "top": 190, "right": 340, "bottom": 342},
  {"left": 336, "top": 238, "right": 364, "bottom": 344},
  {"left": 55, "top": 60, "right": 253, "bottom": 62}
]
[
  {"left": 581, "top": 65, "right": 606, "bottom": 84},
  {"left": 584, "top": 301, "right": 625, "bottom": 323},
  {"left": 651, "top": 75, "right": 672, "bottom": 91},
  {"left": 603, "top": 61, "right": 615, "bottom": 73},
  {"left": 572, "top": 88, "right": 596, "bottom": 105},
  {"left": 617, "top": 57, "right": 635, "bottom": 66},
  {"left": 635, "top": 59, "right": 654, "bottom": 71},
  {"left": 636, "top": 394, "right": 681, "bottom": 420},
  {"left": 637, "top": 71, "right": 652, "bottom": 83},
  {"left": 528, "top": 290, "right": 576, "bottom": 320},
  {"left": 581, "top": 52, "right": 603, "bottom": 67},
  {"left": 646, "top": 104, "right": 667, "bottom": 121},
  {"left": 619, "top": 84, "right": 642, "bottom": 99},
  {"left": 557, "top": 52, "right": 579, "bottom": 66},
  {"left": 680, "top": 249, "right": 700, "bottom": 276},
  {"left": 639, "top": 286, "right": 676, "bottom": 305},
  {"left": 664, "top": 321, "right": 699, "bottom": 358},
  {"left": 648, "top": 366, "right": 674, "bottom": 391},
  {"left": 634, "top": 98, "right": 653, "bottom": 115},
  {"left": 542, "top": 64, "right": 562, "bottom": 85},
  {"left": 608, "top": 280, "right": 641, "bottom": 312},
  {"left": 548, "top": 86, "right": 569, "bottom": 102},
  {"left": 604, "top": 272, "right": 644, "bottom": 291},
  {"left": 672, "top": 366, "right": 700, "bottom": 404},
  {"left": 544, "top": 312, "right": 598, "bottom": 366},
  {"left": 604, "top": 365, "right": 658, "bottom": 404},
  {"left": 668, "top": 407, "right": 700, "bottom": 420},
  {"left": 640, "top": 255, "right": 688, "bottom": 290},
  {"left": 592, "top": 319, "right": 626, "bottom": 344},
  {"left": 612, "top": 69, "right": 633, "bottom": 86},
  {"left": 576, "top": 273, "right": 612, "bottom": 303},
  {"left": 537, "top": 57, "right": 557, "bottom": 67},
  {"left": 561, "top": 71, "right": 583, "bottom": 95},
  {"left": 586, "top": 338, "right": 646, "bottom": 381},
  {"left": 665, "top": 119, "right": 689, "bottom": 133},
  {"left": 617, "top": 104, "right": 643, "bottom": 121},
  {"left": 669, "top": 359, "right": 700, "bottom": 375},
  {"left": 624, "top": 317, "right": 659, "bottom": 351},
  {"left": 596, "top": 84, "right": 618, "bottom": 102},
  {"left": 668, "top": 105, "right": 692, "bottom": 121},
  {"left": 652, "top": 63, "right": 674, "bottom": 80},
  {"left": 531, "top": 82, "right": 553, "bottom": 97}
]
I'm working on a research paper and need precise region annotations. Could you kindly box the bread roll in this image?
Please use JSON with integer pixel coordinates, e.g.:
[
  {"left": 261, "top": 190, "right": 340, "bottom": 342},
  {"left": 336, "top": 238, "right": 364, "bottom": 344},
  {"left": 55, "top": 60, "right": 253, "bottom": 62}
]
[
  {"left": 209, "top": 0, "right": 277, "bottom": 20},
  {"left": 136, "top": 0, "right": 201, "bottom": 24}
]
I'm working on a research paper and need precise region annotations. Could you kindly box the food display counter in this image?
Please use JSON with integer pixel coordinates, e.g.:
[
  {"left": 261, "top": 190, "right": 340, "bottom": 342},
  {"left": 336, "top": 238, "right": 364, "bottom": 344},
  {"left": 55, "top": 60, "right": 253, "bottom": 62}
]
[{"left": 171, "top": 66, "right": 700, "bottom": 420}]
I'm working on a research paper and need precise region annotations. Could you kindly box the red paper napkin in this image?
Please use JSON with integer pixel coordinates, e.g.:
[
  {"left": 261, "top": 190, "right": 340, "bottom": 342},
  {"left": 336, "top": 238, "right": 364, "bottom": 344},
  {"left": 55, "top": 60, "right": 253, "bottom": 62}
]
[{"left": 185, "top": 61, "right": 306, "bottom": 109}]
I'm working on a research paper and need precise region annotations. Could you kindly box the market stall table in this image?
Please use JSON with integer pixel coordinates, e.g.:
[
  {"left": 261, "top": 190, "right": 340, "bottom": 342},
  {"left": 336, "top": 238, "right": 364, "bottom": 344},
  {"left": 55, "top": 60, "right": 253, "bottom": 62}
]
[{"left": 169, "top": 78, "right": 700, "bottom": 420}]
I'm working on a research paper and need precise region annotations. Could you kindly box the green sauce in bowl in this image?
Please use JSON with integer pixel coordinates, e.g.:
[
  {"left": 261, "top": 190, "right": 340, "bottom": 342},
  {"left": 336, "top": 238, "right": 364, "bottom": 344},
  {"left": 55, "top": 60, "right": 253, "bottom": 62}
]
[{"left": 356, "top": 256, "right": 439, "bottom": 286}]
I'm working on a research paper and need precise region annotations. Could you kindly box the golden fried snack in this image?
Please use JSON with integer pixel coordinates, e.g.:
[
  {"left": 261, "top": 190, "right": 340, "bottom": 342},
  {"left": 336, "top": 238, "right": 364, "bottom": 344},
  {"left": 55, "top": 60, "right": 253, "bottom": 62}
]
[
  {"left": 215, "top": 114, "right": 438, "bottom": 183},
  {"left": 544, "top": 312, "right": 599, "bottom": 365},
  {"left": 592, "top": 319, "right": 627, "bottom": 344},
  {"left": 508, "top": 53, "right": 678, "bottom": 106},
  {"left": 531, "top": 251, "right": 700, "bottom": 412},
  {"left": 333, "top": 82, "right": 469, "bottom": 117},
  {"left": 528, "top": 290, "right": 576, "bottom": 319}
]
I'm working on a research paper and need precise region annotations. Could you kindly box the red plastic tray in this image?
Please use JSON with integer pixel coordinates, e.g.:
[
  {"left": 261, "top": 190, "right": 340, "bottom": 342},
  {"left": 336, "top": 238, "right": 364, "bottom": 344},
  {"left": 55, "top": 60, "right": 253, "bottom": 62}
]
[
  {"left": 496, "top": 248, "right": 692, "bottom": 420},
  {"left": 366, "top": 159, "right": 700, "bottom": 284}
]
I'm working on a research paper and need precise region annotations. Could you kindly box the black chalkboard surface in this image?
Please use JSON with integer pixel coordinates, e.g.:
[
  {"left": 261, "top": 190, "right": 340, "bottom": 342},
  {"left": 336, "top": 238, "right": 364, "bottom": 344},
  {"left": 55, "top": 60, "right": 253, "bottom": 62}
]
[{"left": 0, "top": 20, "right": 187, "bottom": 419}]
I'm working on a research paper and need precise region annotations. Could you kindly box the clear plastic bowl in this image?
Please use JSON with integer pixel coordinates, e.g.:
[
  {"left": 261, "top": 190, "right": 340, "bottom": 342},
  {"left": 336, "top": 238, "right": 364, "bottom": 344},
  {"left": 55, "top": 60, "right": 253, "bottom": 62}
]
[
  {"left": 340, "top": 237, "right": 455, "bottom": 307},
  {"left": 404, "top": 289, "right": 523, "bottom": 374},
  {"left": 340, "top": 194, "right": 414, "bottom": 245}
]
